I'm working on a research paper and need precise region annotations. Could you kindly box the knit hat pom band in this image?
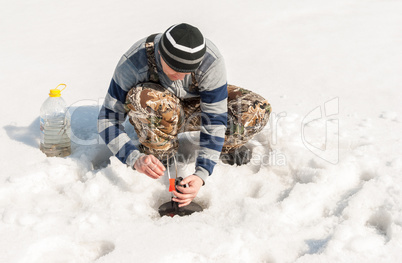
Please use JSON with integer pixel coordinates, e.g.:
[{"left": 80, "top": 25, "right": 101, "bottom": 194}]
[{"left": 160, "top": 23, "right": 206, "bottom": 73}]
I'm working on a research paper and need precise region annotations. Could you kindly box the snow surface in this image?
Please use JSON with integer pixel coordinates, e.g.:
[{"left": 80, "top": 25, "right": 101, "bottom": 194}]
[{"left": 1, "top": 0, "right": 402, "bottom": 262}]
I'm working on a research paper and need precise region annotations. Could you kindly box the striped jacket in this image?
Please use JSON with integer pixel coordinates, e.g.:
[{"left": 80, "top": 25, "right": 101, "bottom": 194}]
[{"left": 98, "top": 34, "right": 227, "bottom": 182}]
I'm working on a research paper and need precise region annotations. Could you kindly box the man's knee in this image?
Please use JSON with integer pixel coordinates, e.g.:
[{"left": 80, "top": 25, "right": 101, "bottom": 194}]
[
  {"left": 125, "top": 83, "right": 183, "bottom": 159},
  {"left": 223, "top": 84, "right": 271, "bottom": 152},
  {"left": 126, "top": 82, "right": 183, "bottom": 136},
  {"left": 227, "top": 85, "right": 271, "bottom": 134}
]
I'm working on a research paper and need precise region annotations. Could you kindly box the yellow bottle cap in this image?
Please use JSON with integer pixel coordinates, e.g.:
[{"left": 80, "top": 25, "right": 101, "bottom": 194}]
[{"left": 49, "top": 84, "right": 67, "bottom": 97}]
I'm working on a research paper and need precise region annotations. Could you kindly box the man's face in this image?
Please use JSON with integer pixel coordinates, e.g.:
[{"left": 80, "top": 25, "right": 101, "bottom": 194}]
[{"left": 160, "top": 53, "right": 191, "bottom": 81}]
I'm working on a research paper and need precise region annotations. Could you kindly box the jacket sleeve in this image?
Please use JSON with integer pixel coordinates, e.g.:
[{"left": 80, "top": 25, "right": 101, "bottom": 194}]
[
  {"left": 194, "top": 56, "right": 228, "bottom": 182},
  {"left": 98, "top": 55, "right": 145, "bottom": 168}
]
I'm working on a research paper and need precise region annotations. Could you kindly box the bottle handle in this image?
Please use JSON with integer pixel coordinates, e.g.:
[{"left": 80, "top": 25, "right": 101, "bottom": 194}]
[{"left": 55, "top": 84, "right": 67, "bottom": 92}]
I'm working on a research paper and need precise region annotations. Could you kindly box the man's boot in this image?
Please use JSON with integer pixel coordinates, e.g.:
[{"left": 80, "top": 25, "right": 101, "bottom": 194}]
[{"left": 220, "top": 145, "right": 251, "bottom": 166}]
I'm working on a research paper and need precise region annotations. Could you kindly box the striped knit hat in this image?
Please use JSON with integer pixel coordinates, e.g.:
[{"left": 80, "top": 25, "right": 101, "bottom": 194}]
[{"left": 160, "top": 23, "right": 206, "bottom": 73}]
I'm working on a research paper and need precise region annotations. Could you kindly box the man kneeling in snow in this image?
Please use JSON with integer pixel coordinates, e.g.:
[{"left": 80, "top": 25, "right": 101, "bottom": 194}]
[{"left": 98, "top": 23, "right": 271, "bottom": 207}]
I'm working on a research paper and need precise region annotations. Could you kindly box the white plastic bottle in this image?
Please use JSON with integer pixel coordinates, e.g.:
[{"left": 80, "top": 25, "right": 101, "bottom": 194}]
[{"left": 40, "top": 84, "right": 71, "bottom": 157}]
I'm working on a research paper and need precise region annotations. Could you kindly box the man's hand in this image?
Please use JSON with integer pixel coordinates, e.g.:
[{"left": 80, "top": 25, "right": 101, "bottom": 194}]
[
  {"left": 173, "top": 175, "right": 204, "bottom": 207},
  {"left": 134, "top": 155, "right": 165, "bottom": 179}
]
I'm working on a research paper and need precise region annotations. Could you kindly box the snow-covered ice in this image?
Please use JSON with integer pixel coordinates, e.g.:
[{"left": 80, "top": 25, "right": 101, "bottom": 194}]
[{"left": 1, "top": 0, "right": 402, "bottom": 262}]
